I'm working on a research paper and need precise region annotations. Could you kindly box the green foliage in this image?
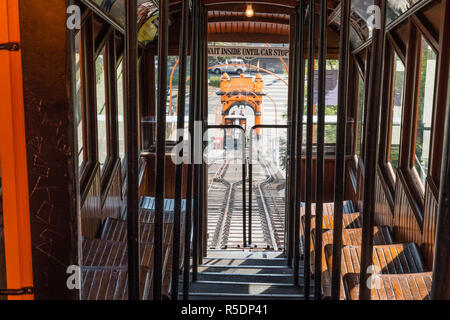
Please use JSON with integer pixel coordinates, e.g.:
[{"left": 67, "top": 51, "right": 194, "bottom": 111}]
[{"left": 209, "top": 76, "right": 221, "bottom": 88}]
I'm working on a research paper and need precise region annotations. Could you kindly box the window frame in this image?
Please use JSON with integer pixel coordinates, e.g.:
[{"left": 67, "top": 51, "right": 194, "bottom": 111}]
[
  {"left": 407, "top": 30, "right": 439, "bottom": 199},
  {"left": 354, "top": 48, "right": 369, "bottom": 164},
  {"left": 97, "top": 31, "right": 121, "bottom": 200},
  {"left": 380, "top": 42, "right": 407, "bottom": 191}
]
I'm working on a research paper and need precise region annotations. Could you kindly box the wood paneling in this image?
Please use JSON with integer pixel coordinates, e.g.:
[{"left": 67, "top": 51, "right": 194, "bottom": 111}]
[
  {"left": 421, "top": 179, "right": 439, "bottom": 269},
  {"left": 374, "top": 171, "right": 394, "bottom": 229},
  {"left": 393, "top": 173, "right": 423, "bottom": 247},
  {"left": 102, "top": 162, "right": 123, "bottom": 221},
  {"left": 81, "top": 168, "right": 102, "bottom": 239},
  {"left": 299, "top": 157, "right": 335, "bottom": 203},
  {"left": 143, "top": 153, "right": 188, "bottom": 199},
  {"left": 81, "top": 162, "right": 124, "bottom": 239}
]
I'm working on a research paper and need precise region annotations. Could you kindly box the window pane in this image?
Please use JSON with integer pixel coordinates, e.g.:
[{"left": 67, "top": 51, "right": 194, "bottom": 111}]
[
  {"left": 96, "top": 50, "right": 108, "bottom": 169},
  {"left": 75, "top": 33, "right": 85, "bottom": 170},
  {"left": 388, "top": 53, "right": 405, "bottom": 171},
  {"left": 117, "top": 60, "right": 126, "bottom": 160},
  {"left": 356, "top": 74, "right": 365, "bottom": 157},
  {"left": 414, "top": 38, "right": 436, "bottom": 186}
]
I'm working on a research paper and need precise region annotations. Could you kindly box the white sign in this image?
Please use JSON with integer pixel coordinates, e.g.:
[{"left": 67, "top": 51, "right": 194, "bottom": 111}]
[{"left": 208, "top": 46, "right": 289, "bottom": 59}]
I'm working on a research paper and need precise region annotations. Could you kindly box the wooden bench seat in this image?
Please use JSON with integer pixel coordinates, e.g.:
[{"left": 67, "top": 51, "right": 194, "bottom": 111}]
[
  {"left": 343, "top": 272, "right": 433, "bottom": 300},
  {"left": 320, "top": 243, "right": 426, "bottom": 299},
  {"left": 309, "top": 226, "right": 394, "bottom": 278},
  {"left": 324, "top": 243, "right": 426, "bottom": 276},
  {"left": 82, "top": 266, "right": 154, "bottom": 300}
]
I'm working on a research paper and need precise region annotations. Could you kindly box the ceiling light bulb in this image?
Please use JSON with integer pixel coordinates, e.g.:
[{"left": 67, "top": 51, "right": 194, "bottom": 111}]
[{"left": 245, "top": 4, "right": 254, "bottom": 18}]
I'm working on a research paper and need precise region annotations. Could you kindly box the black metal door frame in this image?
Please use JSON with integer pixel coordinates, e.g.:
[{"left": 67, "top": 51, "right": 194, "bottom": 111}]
[
  {"left": 248, "top": 124, "right": 289, "bottom": 248},
  {"left": 206, "top": 125, "right": 247, "bottom": 248}
]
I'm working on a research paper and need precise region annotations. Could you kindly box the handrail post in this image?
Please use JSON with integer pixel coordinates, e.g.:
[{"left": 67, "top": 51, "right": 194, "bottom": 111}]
[
  {"left": 293, "top": 1, "right": 306, "bottom": 289},
  {"left": 183, "top": 0, "right": 196, "bottom": 300},
  {"left": 290, "top": 5, "right": 300, "bottom": 285},
  {"left": 359, "top": 0, "right": 386, "bottom": 300},
  {"left": 191, "top": 0, "right": 204, "bottom": 283},
  {"left": 248, "top": 131, "right": 253, "bottom": 246},
  {"left": 206, "top": 125, "right": 247, "bottom": 248},
  {"left": 331, "top": 0, "right": 350, "bottom": 300},
  {"left": 125, "top": 0, "right": 140, "bottom": 301},
  {"left": 286, "top": 13, "right": 297, "bottom": 267},
  {"left": 243, "top": 129, "right": 247, "bottom": 248},
  {"left": 304, "top": 0, "right": 316, "bottom": 301},
  {"left": 314, "top": 0, "right": 327, "bottom": 300},
  {"left": 172, "top": 0, "right": 189, "bottom": 301},
  {"left": 153, "top": 0, "right": 169, "bottom": 301}
]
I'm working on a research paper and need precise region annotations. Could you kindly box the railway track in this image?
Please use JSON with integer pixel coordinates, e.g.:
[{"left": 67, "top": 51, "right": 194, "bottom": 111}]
[{"left": 207, "top": 156, "right": 286, "bottom": 251}]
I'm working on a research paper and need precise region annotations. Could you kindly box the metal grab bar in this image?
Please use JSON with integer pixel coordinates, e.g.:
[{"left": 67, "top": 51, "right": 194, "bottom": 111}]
[
  {"left": 206, "top": 125, "right": 247, "bottom": 247},
  {"left": 248, "top": 125, "right": 289, "bottom": 246}
]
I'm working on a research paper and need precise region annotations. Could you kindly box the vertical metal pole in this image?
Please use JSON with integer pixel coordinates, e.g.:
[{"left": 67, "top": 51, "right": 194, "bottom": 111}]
[
  {"left": 198, "top": 3, "right": 206, "bottom": 265},
  {"left": 304, "top": 0, "right": 315, "bottom": 300},
  {"left": 292, "top": 5, "right": 301, "bottom": 286},
  {"left": 287, "top": 15, "right": 297, "bottom": 266},
  {"left": 153, "top": 0, "right": 169, "bottom": 301},
  {"left": 331, "top": 0, "right": 350, "bottom": 300},
  {"left": 202, "top": 4, "right": 209, "bottom": 260},
  {"left": 191, "top": 0, "right": 200, "bottom": 282},
  {"left": 243, "top": 128, "right": 247, "bottom": 248},
  {"left": 314, "top": 0, "right": 327, "bottom": 300},
  {"left": 183, "top": 0, "right": 196, "bottom": 299},
  {"left": 359, "top": 0, "right": 386, "bottom": 300},
  {"left": 125, "top": 0, "right": 140, "bottom": 301},
  {"left": 172, "top": 0, "right": 189, "bottom": 300},
  {"left": 248, "top": 137, "right": 252, "bottom": 246},
  {"left": 294, "top": 2, "right": 306, "bottom": 288}
]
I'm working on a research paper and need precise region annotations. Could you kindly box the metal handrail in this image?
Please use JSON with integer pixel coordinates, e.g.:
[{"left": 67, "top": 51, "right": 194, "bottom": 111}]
[
  {"left": 206, "top": 125, "right": 247, "bottom": 247},
  {"left": 248, "top": 125, "right": 289, "bottom": 246}
]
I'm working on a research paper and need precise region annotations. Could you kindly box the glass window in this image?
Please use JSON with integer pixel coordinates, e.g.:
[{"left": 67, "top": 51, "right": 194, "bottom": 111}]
[
  {"left": 388, "top": 53, "right": 405, "bottom": 172},
  {"left": 117, "top": 60, "right": 126, "bottom": 160},
  {"left": 75, "top": 32, "right": 85, "bottom": 170},
  {"left": 356, "top": 74, "right": 365, "bottom": 157},
  {"left": 96, "top": 49, "right": 108, "bottom": 170},
  {"left": 413, "top": 37, "right": 437, "bottom": 186}
]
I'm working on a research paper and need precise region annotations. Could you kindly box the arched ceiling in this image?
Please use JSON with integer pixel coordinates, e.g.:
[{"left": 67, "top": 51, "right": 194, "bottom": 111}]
[{"left": 88, "top": 0, "right": 426, "bottom": 48}]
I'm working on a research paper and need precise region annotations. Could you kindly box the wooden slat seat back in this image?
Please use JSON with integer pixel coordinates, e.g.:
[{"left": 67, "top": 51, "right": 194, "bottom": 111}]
[
  {"left": 82, "top": 239, "right": 154, "bottom": 268},
  {"left": 82, "top": 266, "right": 154, "bottom": 300},
  {"left": 300, "top": 200, "right": 355, "bottom": 216},
  {"left": 309, "top": 226, "right": 394, "bottom": 274},
  {"left": 343, "top": 272, "right": 433, "bottom": 300},
  {"left": 312, "top": 226, "right": 394, "bottom": 249},
  {"left": 310, "top": 226, "right": 394, "bottom": 297},
  {"left": 302, "top": 213, "right": 363, "bottom": 236}
]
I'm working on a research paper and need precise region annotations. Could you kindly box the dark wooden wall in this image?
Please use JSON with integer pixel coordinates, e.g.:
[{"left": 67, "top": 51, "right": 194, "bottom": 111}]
[
  {"left": 299, "top": 157, "right": 336, "bottom": 203},
  {"left": 19, "top": 0, "right": 79, "bottom": 300},
  {"left": 80, "top": 162, "right": 123, "bottom": 239}
]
